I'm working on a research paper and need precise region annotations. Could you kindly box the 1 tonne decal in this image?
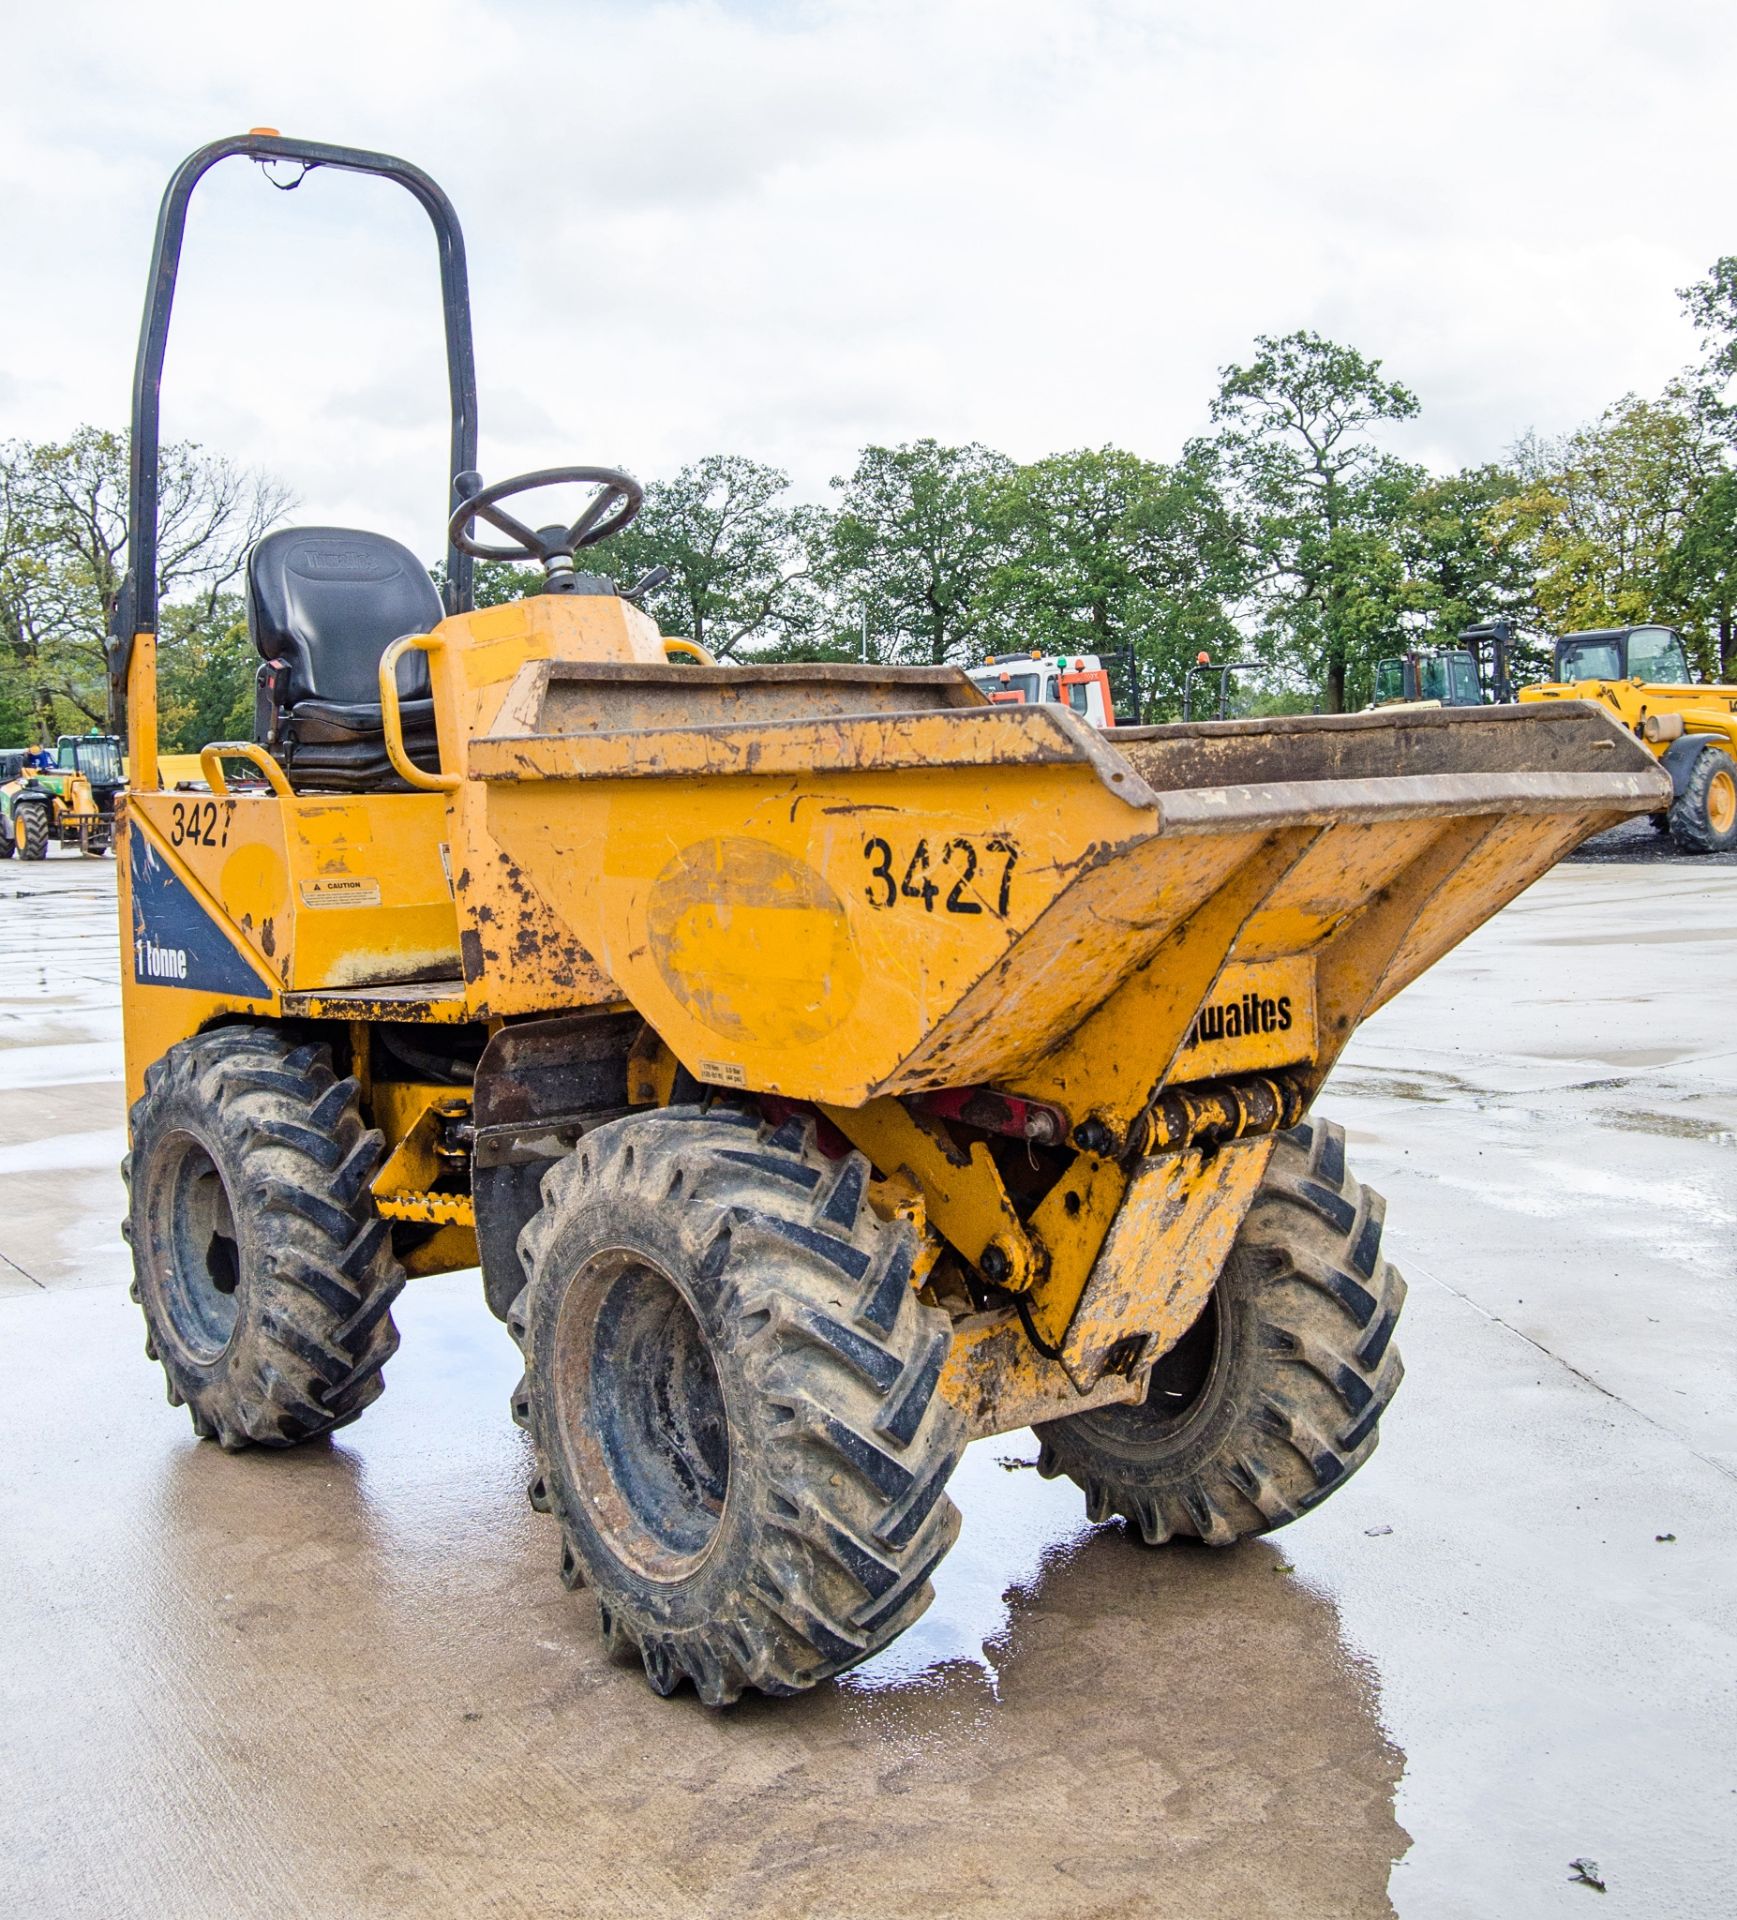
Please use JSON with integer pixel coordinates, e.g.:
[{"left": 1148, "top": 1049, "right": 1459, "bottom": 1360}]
[{"left": 130, "top": 830, "right": 271, "bottom": 997}]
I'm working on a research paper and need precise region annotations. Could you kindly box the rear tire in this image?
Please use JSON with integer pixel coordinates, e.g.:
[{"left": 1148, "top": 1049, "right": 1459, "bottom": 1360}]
[
  {"left": 1036, "top": 1116, "right": 1404, "bottom": 1545},
  {"left": 511, "top": 1106, "right": 965, "bottom": 1705},
  {"left": 1668, "top": 747, "right": 1737, "bottom": 854},
  {"left": 125, "top": 1027, "right": 405, "bottom": 1449},
  {"left": 19, "top": 805, "right": 48, "bottom": 861}
]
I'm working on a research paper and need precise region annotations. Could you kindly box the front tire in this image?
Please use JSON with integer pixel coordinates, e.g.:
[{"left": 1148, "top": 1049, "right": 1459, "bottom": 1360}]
[
  {"left": 1668, "top": 747, "right": 1737, "bottom": 854},
  {"left": 1036, "top": 1116, "right": 1404, "bottom": 1545},
  {"left": 19, "top": 805, "right": 48, "bottom": 861},
  {"left": 125, "top": 1027, "right": 405, "bottom": 1449},
  {"left": 511, "top": 1107, "right": 965, "bottom": 1705}
]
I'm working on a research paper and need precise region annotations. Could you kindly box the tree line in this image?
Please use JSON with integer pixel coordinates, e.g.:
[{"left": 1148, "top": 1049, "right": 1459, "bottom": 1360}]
[{"left": 8, "top": 258, "right": 1737, "bottom": 750}]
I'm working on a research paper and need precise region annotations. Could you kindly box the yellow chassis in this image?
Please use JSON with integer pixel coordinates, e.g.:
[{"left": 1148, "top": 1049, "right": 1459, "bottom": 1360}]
[{"left": 118, "top": 595, "right": 1667, "bottom": 1439}]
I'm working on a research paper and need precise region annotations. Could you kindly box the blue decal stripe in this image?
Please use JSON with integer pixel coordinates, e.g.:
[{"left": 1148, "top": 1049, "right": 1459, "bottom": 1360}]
[{"left": 130, "top": 830, "right": 273, "bottom": 998}]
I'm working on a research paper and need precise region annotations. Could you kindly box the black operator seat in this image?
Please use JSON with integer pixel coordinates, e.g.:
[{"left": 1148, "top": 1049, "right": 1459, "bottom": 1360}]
[{"left": 247, "top": 527, "right": 445, "bottom": 793}]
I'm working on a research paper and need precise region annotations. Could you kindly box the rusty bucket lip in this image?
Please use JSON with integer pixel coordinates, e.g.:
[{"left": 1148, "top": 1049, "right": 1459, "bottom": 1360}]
[
  {"left": 469, "top": 686, "right": 1668, "bottom": 837},
  {"left": 470, "top": 698, "right": 1150, "bottom": 798}
]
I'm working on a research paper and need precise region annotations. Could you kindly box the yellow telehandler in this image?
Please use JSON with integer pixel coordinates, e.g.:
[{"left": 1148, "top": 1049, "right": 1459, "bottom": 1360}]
[
  {"left": 113, "top": 134, "right": 1668, "bottom": 1705},
  {"left": 1519, "top": 623, "right": 1737, "bottom": 852},
  {"left": 0, "top": 759, "right": 109, "bottom": 859}
]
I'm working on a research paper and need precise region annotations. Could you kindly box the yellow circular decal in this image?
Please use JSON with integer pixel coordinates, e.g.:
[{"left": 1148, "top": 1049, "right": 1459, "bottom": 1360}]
[
  {"left": 645, "top": 837, "right": 861, "bottom": 1047},
  {"left": 221, "top": 842, "right": 288, "bottom": 926}
]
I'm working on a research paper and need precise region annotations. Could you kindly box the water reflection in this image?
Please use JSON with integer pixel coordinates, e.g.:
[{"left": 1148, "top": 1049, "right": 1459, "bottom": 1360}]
[{"left": 6, "top": 1279, "right": 1408, "bottom": 1919}]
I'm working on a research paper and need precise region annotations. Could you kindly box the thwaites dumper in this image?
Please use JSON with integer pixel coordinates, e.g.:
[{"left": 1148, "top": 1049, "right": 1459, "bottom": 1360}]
[{"left": 113, "top": 136, "right": 1669, "bottom": 1705}]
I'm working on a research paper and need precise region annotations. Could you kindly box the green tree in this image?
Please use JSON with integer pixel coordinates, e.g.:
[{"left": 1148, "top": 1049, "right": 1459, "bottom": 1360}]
[
  {"left": 157, "top": 593, "right": 257, "bottom": 751},
  {"left": 1495, "top": 385, "right": 1724, "bottom": 670},
  {"left": 605, "top": 455, "right": 822, "bottom": 658},
  {"left": 821, "top": 440, "right": 1012, "bottom": 666},
  {"left": 0, "top": 427, "right": 290, "bottom": 739},
  {"left": 1393, "top": 465, "right": 1527, "bottom": 629},
  {"left": 1664, "top": 470, "right": 1737, "bottom": 679},
  {"left": 1680, "top": 257, "right": 1737, "bottom": 430},
  {"left": 1211, "top": 331, "right": 1421, "bottom": 711},
  {"left": 1667, "top": 261, "right": 1737, "bottom": 674},
  {"left": 977, "top": 444, "right": 1248, "bottom": 718},
  {"left": 1389, "top": 463, "right": 1548, "bottom": 680},
  {"left": 430, "top": 558, "right": 545, "bottom": 608}
]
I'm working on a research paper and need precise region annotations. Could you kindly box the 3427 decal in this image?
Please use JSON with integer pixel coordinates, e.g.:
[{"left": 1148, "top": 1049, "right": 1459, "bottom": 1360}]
[
  {"left": 168, "top": 797, "right": 234, "bottom": 849},
  {"left": 860, "top": 834, "right": 1018, "bottom": 916}
]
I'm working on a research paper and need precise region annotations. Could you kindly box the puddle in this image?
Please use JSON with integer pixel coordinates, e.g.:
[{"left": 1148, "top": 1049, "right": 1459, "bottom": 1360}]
[
  {"left": 1550, "top": 1047, "right": 1689, "bottom": 1069},
  {"left": 1591, "top": 1108, "right": 1737, "bottom": 1145},
  {"left": 1533, "top": 927, "right": 1737, "bottom": 945},
  {"left": 843, "top": 1434, "right": 1095, "bottom": 1696},
  {"left": 1332, "top": 1069, "right": 1487, "bottom": 1107}
]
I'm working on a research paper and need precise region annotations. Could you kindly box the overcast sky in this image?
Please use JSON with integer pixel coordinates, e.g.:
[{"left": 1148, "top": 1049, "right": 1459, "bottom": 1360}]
[{"left": 2, "top": 0, "right": 1732, "bottom": 558}]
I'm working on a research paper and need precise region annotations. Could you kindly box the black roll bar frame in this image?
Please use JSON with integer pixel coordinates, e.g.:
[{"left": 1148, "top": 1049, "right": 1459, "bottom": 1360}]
[{"left": 109, "top": 131, "right": 479, "bottom": 727}]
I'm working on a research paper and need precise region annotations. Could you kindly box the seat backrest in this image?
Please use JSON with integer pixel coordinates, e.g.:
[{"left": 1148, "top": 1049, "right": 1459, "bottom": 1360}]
[{"left": 246, "top": 527, "right": 443, "bottom": 708}]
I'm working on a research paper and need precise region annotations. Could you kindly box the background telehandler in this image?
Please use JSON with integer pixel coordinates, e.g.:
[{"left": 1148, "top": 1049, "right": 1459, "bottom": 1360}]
[
  {"left": 0, "top": 738, "right": 112, "bottom": 859},
  {"left": 1520, "top": 623, "right": 1737, "bottom": 852},
  {"left": 112, "top": 134, "right": 1668, "bottom": 1705}
]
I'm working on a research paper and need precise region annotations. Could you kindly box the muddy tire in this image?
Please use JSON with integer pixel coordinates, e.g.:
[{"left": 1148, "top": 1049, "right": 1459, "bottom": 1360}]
[
  {"left": 19, "top": 803, "right": 48, "bottom": 861},
  {"left": 510, "top": 1106, "right": 965, "bottom": 1705},
  {"left": 1035, "top": 1116, "right": 1404, "bottom": 1545},
  {"left": 0, "top": 819, "right": 12, "bottom": 858},
  {"left": 124, "top": 1026, "right": 405, "bottom": 1450},
  {"left": 1668, "top": 747, "right": 1737, "bottom": 854}
]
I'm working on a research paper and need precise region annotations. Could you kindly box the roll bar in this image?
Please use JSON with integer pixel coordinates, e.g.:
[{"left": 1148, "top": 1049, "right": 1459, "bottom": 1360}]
[{"left": 108, "top": 131, "right": 479, "bottom": 738}]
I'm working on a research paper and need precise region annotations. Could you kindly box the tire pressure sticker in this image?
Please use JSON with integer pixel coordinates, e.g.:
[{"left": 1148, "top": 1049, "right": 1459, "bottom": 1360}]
[{"left": 130, "top": 830, "right": 272, "bottom": 997}]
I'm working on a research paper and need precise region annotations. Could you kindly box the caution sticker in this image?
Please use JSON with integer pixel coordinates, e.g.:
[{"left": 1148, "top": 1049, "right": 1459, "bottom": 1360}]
[{"left": 299, "top": 876, "right": 383, "bottom": 909}]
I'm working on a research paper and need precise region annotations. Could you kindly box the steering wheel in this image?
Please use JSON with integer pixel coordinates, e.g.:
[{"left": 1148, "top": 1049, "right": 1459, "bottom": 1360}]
[{"left": 447, "top": 466, "right": 644, "bottom": 587}]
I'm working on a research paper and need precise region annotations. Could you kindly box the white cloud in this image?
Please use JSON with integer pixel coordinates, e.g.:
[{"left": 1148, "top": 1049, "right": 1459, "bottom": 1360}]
[{"left": 0, "top": 0, "right": 1731, "bottom": 559}]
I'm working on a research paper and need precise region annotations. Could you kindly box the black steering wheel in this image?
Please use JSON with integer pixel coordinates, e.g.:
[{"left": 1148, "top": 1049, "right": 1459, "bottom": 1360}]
[{"left": 448, "top": 466, "right": 644, "bottom": 587}]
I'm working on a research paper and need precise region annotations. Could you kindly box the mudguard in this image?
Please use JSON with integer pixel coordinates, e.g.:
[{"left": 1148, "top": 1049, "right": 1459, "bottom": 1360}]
[{"left": 1661, "top": 733, "right": 1720, "bottom": 797}]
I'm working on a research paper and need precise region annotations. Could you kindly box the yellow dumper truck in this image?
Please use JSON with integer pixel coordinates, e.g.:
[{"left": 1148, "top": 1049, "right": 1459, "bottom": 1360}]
[{"left": 113, "top": 135, "right": 1668, "bottom": 1704}]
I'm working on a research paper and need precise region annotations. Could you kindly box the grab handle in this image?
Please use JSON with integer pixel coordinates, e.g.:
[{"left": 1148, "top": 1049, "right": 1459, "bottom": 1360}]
[
  {"left": 663, "top": 637, "right": 717, "bottom": 666},
  {"left": 198, "top": 741, "right": 293, "bottom": 798},
  {"left": 379, "top": 634, "right": 462, "bottom": 792}
]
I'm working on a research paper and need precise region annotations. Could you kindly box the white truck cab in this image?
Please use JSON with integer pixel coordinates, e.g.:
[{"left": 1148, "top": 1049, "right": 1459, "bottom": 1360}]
[{"left": 968, "top": 651, "right": 1118, "bottom": 728}]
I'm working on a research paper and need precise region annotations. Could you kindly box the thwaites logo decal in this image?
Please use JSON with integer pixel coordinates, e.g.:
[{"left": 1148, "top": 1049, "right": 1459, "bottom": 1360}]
[
  {"left": 130, "top": 831, "right": 272, "bottom": 997},
  {"left": 1186, "top": 988, "right": 1294, "bottom": 1047},
  {"left": 1176, "top": 957, "right": 1315, "bottom": 1077}
]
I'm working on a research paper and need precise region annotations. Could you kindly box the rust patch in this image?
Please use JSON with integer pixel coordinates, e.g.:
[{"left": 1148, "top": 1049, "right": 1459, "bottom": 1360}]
[{"left": 938, "top": 1309, "right": 1143, "bottom": 1439}]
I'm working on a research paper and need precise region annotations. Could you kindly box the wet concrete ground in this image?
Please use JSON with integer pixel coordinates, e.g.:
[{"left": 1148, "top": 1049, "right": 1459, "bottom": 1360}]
[{"left": 1, "top": 850, "right": 1733, "bottom": 1918}]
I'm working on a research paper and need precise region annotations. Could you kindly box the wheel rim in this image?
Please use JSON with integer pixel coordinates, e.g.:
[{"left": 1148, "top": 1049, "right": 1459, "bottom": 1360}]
[
  {"left": 1708, "top": 768, "right": 1736, "bottom": 836},
  {"left": 1070, "top": 1290, "right": 1226, "bottom": 1454},
  {"left": 554, "top": 1252, "right": 731, "bottom": 1581},
  {"left": 150, "top": 1132, "right": 243, "bottom": 1363},
  {"left": 1142, "top": 1292, "right": 1222, "bottom": 1428}
]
